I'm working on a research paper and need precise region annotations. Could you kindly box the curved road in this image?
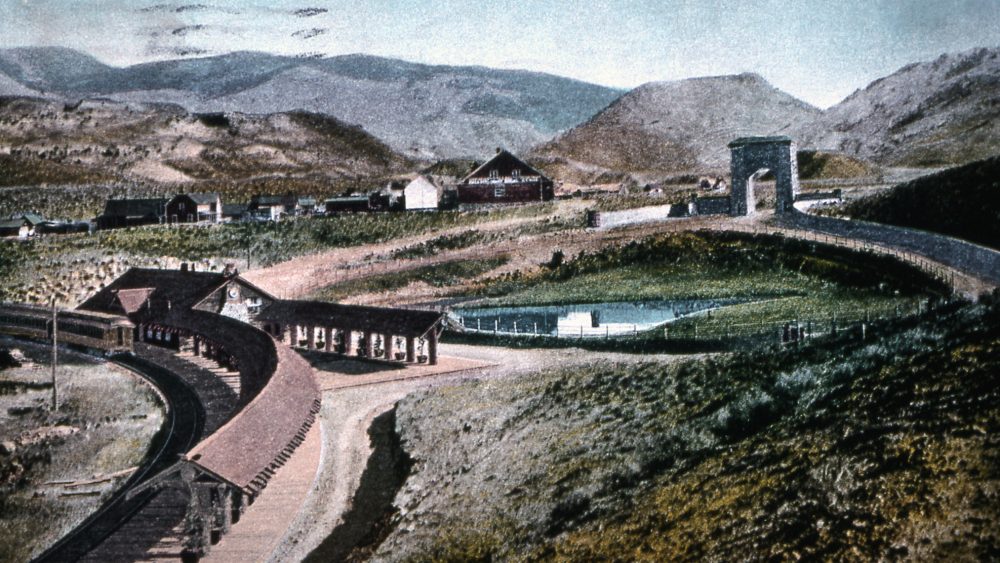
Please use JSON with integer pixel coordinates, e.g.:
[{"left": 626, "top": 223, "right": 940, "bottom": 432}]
[{"left": 34, "top": 353, "right": 206, "bottom": 563}]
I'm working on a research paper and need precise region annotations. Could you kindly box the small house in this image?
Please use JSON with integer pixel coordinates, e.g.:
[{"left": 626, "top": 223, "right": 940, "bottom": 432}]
[
  {"left": 296, "top": 196, "right": 317, "bottom": 215},
  {"left": 95, "top": 198, "right": 168, "bottom": 230},
  {"left": 0, "top": 213, "right": 48, "bottom": 238},
  {"left": 403, "top": 176, "right": 441, "bottom": 210},
  {"left": 166, "top": 193, "right": 222, "bottom": 224},
  {"left": 0, "top": 218, "right": 31, "bottom": 238},
  {"left": 456, "top": 149, "right": 554, "bottom": 204},
  {"left": 248, "top": 194, "right": 314, "bottom": 220}
]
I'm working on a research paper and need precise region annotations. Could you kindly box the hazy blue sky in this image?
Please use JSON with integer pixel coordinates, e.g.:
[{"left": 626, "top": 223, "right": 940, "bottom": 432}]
[{"left": 1, "top": 0, "right": 999, "bottom": 107}]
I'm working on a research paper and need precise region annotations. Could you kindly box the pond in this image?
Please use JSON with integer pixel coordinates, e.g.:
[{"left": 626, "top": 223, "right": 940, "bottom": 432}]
[{"left": 455, "top": 299, "right": 740, "bottom": 338}]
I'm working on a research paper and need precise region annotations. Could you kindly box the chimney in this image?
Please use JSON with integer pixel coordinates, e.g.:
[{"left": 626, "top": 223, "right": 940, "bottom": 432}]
[
  {"left": 180, "top": 263, "right": 188, "bottom": 272},
  {"left": 495, "top": 147, "right": 501, "bottom": 154}
]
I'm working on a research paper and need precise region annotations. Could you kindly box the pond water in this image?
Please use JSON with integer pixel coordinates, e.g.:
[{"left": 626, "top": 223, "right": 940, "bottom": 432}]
[{"left": 455, "top": 299, "right": 738, "bottom": 338}]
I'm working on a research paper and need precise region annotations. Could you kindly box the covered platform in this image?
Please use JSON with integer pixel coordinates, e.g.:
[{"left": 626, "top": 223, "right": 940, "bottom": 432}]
[{"left": 255, "top": 300, "right": 445, "bottom": 365}]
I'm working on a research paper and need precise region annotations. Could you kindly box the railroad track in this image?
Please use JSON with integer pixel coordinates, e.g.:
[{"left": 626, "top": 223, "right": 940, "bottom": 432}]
[{"left": 34, "top": 354, "right": 206, "bottom": 563}]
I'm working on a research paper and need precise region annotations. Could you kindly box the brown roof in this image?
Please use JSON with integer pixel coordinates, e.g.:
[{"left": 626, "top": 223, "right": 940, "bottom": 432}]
[
  {"left": 461, "top": 149, "right": 551, "bottom": 184},
  {"left": 185, "top": 341, "right": 318, "bottom": 493},
  {"left": 167, "top": 309, "right": 318, "bottom": 493},
  {"left": 79, "top": 268, "right": 230, "bottom": 318},
  {"left": 256, "top": 300, "right": 443, "bottom": 338},
  {"left": 114, "top": 288, "right": 155, "bottom": 314}
]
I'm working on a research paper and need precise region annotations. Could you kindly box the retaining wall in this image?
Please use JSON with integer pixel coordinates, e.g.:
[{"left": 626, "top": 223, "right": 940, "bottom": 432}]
[
  {"left": 589, "top": 204, "right": 674, "bottom": 229},
  {"left": 786, "top": 211, "right": 1000, "bottom": 287}
]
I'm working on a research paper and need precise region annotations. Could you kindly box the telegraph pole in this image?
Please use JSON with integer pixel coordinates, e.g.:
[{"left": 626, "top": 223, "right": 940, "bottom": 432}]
[{"left": 51, "top": 297, "right": 58, "bottom": 411}]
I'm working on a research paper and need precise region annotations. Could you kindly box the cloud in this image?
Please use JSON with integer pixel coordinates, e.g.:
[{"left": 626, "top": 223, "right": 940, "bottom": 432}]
[
  {"left": 137, "top": 3, "right": 241, "bottom": 16},
  {"left": 293, "top": 8, "right": 328, "bottom": 18},
  {"left": 174, "top": 4, "right": 210, "bottom": 13},
  {"left": 145, "top": 45, "right": 211, "bottom": 57},
  {"left": 292, "top": 28, "right": 328, "bottom": 40},
  {"left": 171, "top": 25, "right": 207, "bottom": 37}
]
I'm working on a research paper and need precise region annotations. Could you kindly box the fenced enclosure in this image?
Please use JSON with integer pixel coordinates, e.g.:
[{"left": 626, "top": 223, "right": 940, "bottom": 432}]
[{"left": 452, "top": 298, "right": 931, "bottom": 348}]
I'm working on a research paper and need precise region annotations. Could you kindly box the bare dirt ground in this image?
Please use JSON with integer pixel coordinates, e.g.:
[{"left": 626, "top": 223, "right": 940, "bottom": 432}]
[
  {"left": 243, "top": 203, "right": 725, "bottom": 306},
  {"left": 241, "top": 201, "right": 590, "bottom": 299}
]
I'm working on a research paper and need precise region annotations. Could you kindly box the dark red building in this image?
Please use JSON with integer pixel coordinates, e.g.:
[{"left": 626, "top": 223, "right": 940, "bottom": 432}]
[
  {"left": 456, "top": 149, "right": 554, "bottom": 204},
  {"left": 166, "top": 193, "right": 222, "bottom": 224}
]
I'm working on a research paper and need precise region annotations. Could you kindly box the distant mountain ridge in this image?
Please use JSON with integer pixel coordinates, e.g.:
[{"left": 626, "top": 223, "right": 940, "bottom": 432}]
[
  {"left": 797, "top": 47, "right": 1000, "bottom": 167},
  {"left": 3, "top": 46, "right": 997, "bottom": 180},
  {"left": 0, "top": 47, "right": 624, "bottom": 160},
  {"left": 533, "top": 47, "right": 1000, "bottom": 182},
  {"left": 531, "top": 72, "right": 821, "bottom": 182}
]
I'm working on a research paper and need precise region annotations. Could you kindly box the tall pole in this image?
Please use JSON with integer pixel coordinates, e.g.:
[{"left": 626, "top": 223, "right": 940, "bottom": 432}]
[{"left": 51, "top": 297, "right": 58, "bottom": 411}]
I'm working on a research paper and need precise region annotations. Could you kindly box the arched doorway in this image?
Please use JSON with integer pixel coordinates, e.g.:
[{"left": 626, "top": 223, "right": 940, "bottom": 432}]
[{"left": 728, "top": 136, "right": 800, "bottom": 216}]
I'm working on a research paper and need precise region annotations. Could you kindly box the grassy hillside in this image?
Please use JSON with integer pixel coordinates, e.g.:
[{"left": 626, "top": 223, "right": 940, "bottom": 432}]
[
  {"left": 0, "top": 203, "right": 559, "bottom": 306},
  {"left": 375, "top": 295, "right": 1000, "bottom": 561},
  {"left": 839, "top": 156, "right": 1000, "bottom": 250},
  {"left": 0, "top": 341, "right": 164, "bottom": 562},
  {"left": 796, "top": 150, "right": 879, "bottom": 180}
]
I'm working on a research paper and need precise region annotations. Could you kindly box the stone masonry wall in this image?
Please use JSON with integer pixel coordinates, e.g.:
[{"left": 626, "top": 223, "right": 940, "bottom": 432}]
[
  {"left": 590, "top": 204, "right": 674, "bottom": 230},
  {"left": 785, "top": 211, "right": 1000, "bottom": 287},
  {"left": 730, "top": 140, "right": 799, "bottom": 216}
]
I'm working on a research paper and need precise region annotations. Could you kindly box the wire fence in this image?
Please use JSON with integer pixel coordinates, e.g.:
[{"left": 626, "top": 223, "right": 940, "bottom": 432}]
[{"left": 452, "top": 299, "right": 928, "bottom": 346}]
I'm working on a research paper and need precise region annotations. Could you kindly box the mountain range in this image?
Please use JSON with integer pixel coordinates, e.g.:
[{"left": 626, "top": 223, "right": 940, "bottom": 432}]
[
  {"left": 1, "top": 46, "right": 998, "bottom": 182},
  {"left": 534, "top": 47, "right": 1000, "bottom": 181},
  {"left": 0, "top": 47, "right": 623, "bottom": 160},
  {"left": 798, "top": 47, "right": 1000, "bottom": 167}
]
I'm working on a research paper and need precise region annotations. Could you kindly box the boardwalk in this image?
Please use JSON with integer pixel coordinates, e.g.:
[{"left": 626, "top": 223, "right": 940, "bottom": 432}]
[{"left": 203, "top": 422, "right": 323, "bottom": 562}]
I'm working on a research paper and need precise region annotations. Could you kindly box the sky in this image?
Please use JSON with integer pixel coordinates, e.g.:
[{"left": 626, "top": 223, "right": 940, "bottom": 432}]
[{"left": 1, "top": 0, "right": 999, "bottom": 108}]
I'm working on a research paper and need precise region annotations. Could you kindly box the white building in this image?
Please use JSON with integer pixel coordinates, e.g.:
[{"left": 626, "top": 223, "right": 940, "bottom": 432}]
[{"left": 403, "top": 176, "right": 441, "bottom": 211}]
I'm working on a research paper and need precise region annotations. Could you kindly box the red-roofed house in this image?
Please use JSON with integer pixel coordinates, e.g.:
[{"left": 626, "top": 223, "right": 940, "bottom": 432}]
[{"left": 456, "top": 149, "right": 554, "bottom": 204}]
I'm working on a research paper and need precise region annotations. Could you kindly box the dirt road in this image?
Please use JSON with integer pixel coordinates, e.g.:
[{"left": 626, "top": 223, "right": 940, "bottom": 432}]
[{"left": 266, "top": 343, "right": 693, "bottom": 562}]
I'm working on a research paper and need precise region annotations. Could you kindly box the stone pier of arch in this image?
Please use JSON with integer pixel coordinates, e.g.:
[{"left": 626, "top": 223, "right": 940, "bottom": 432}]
[{"left": 254, "top": 300, "right": 444, "bottom": 366}]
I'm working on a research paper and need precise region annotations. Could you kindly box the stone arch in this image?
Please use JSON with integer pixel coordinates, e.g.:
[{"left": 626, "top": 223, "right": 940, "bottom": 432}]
[{"left": 728, "top": 136, "right": 799, "bottom": 216}]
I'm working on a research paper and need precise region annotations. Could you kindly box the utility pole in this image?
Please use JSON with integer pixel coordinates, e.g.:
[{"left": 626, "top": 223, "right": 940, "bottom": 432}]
[{"left": 51, "top": 297, "right": 58, "bottom": 411}]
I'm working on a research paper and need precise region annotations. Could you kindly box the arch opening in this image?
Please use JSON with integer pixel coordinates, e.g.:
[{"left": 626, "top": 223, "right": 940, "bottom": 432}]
[{"left": 728, "top": 136, "right": 799, "bottom": 216}]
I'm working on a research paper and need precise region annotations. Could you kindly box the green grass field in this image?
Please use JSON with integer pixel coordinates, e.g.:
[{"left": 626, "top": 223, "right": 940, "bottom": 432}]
[{"left": 458, "top": 231, "right": 944, "bottom": 344}]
